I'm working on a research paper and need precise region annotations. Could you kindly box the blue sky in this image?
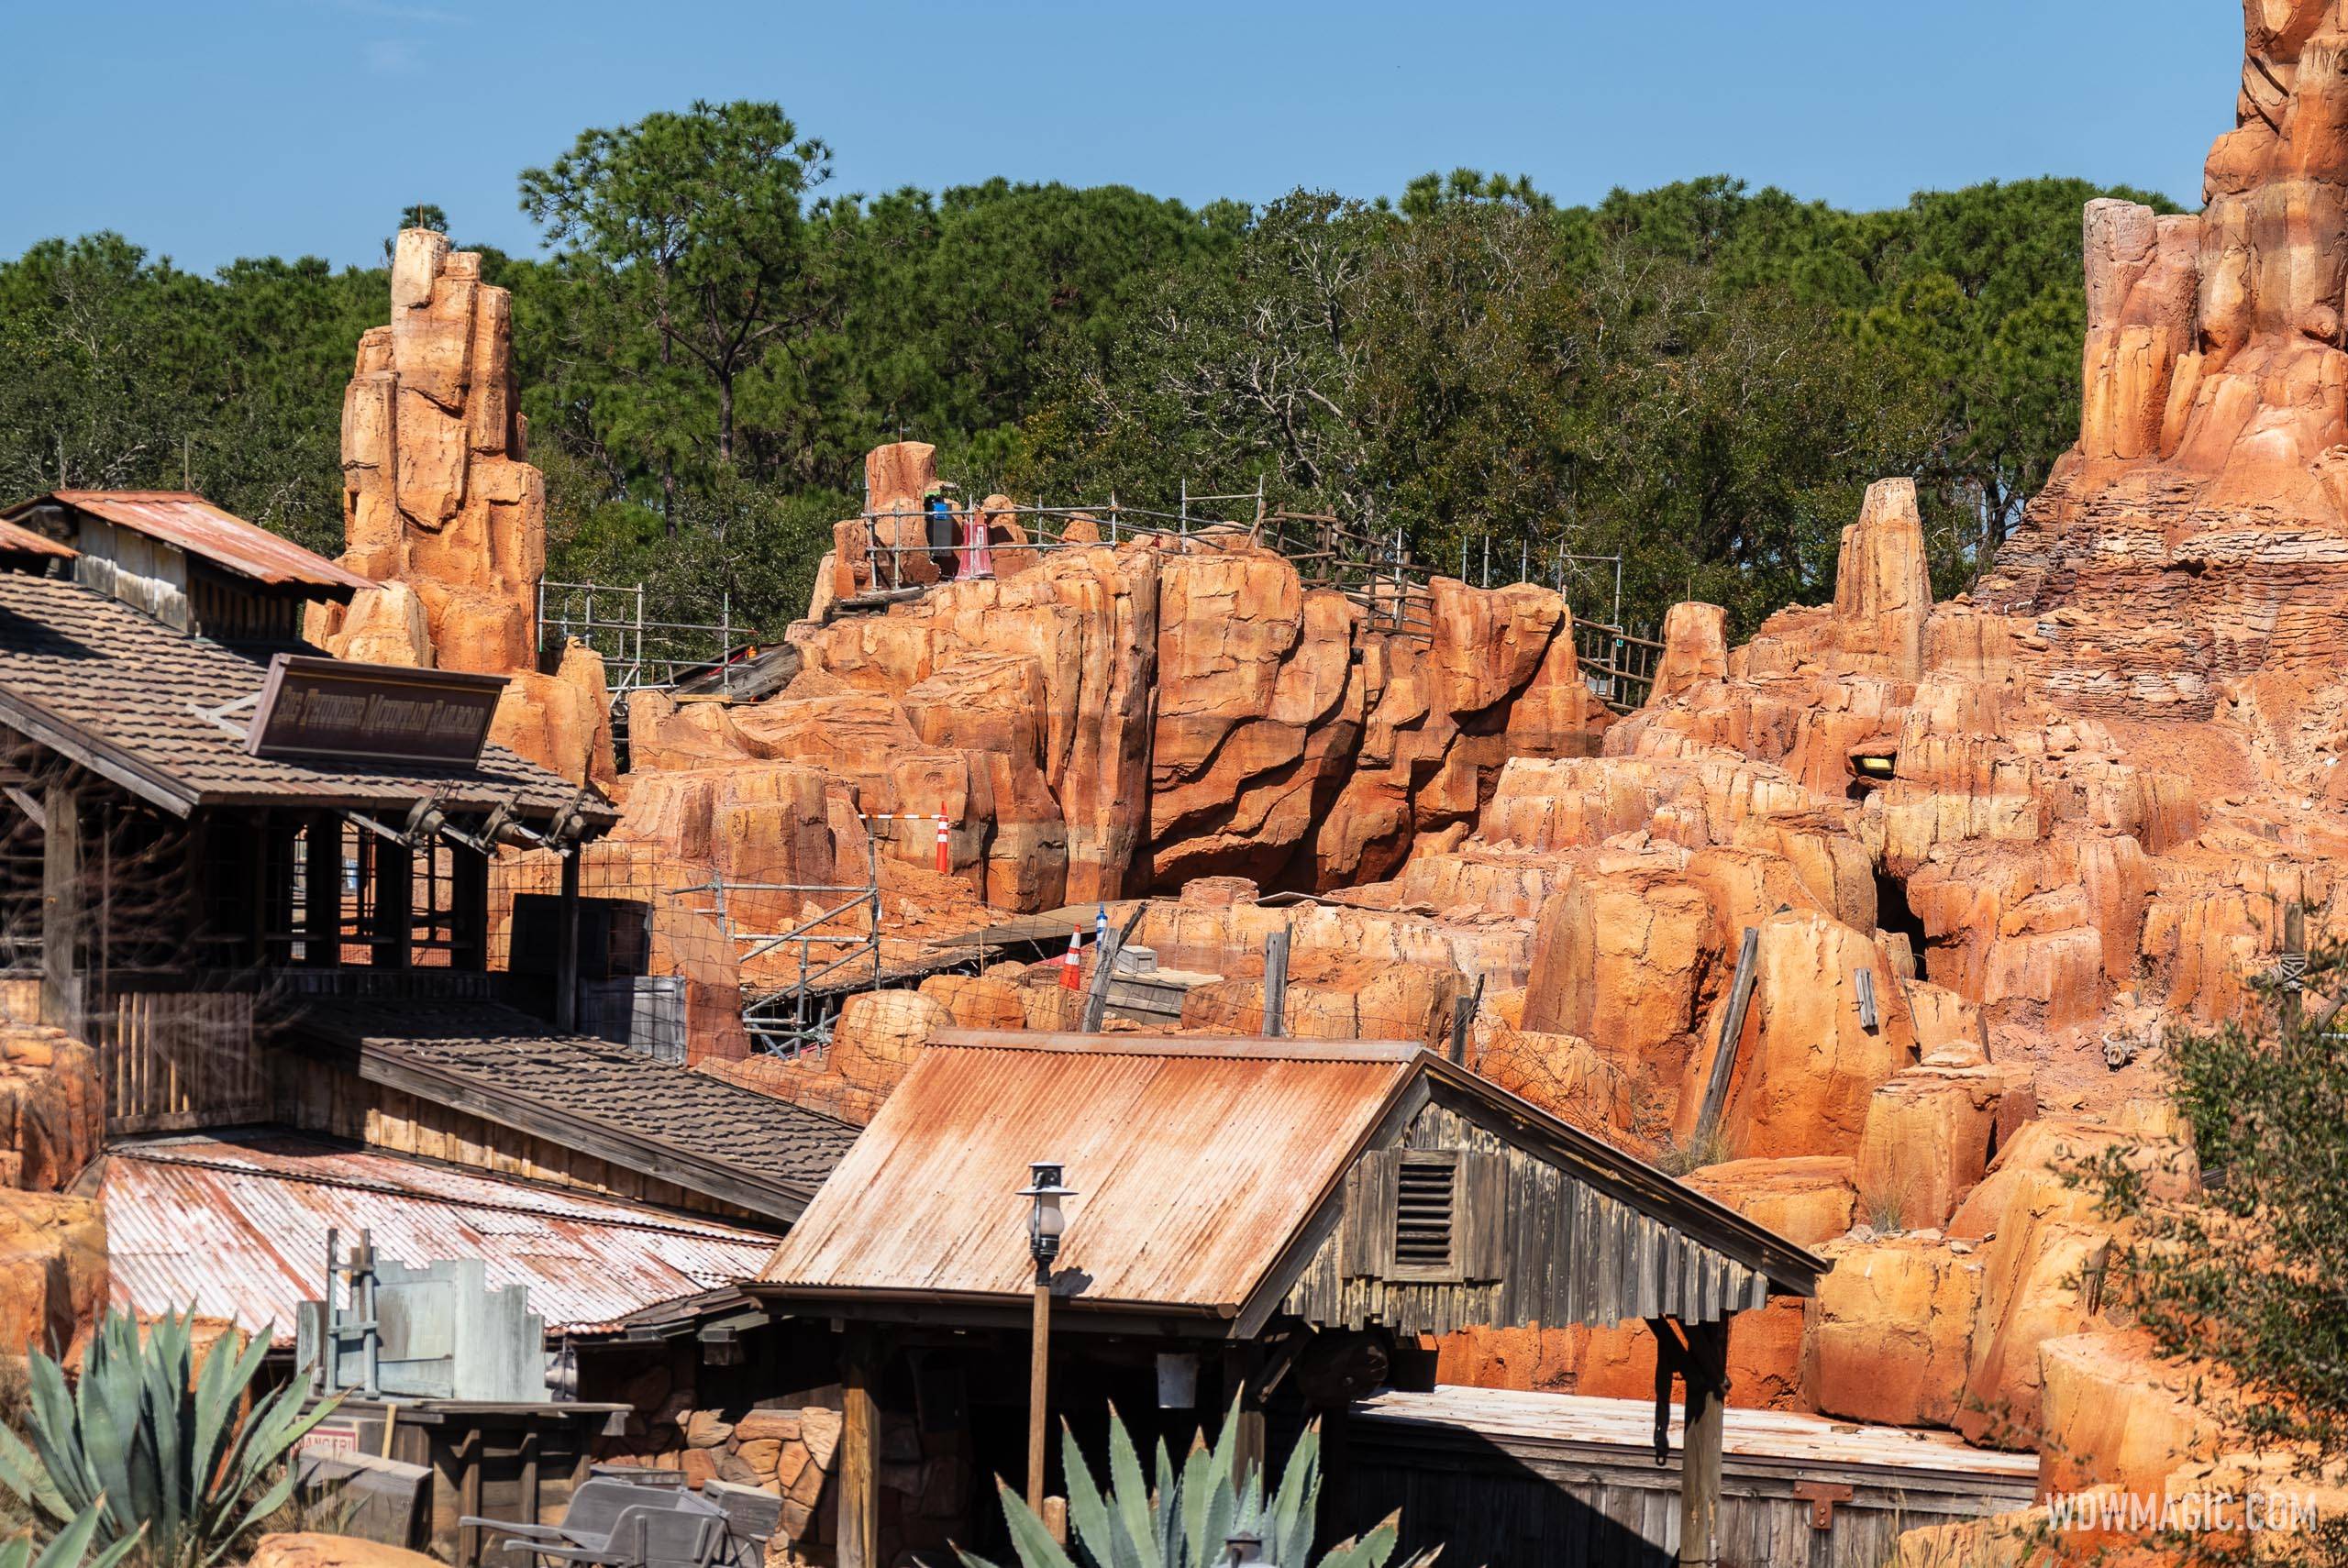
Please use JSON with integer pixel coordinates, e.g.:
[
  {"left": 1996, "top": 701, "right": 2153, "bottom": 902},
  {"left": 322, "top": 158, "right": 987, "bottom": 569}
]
[{"left": 4, "top": 1, "right": 2241, "bottom": 273}]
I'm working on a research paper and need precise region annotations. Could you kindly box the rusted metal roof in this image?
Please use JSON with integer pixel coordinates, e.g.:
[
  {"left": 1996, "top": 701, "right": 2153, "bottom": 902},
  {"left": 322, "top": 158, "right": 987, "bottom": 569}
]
[
  {"left": 101, "top": 1131, "right": 780, "bottom": 1342},
  {"left": 1354, "top": 1386, "right": 2041, "bottom": 1482},
  {"left": 758, "top": 1033, "right": 1423, "bottom": 1316},
  {"left": 0, "top": 516, "right": 75, "bottom": 561},
  {"left": 754, "top": 1031, "right": 1826, "bottom": 1328},
  {"left": 8, "top": 491, "right": 374, "bottom": 591}
]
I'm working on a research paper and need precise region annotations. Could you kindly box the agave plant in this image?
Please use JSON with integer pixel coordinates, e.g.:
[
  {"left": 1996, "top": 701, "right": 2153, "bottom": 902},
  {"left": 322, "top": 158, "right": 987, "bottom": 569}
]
[
  {"left": 960, "top": 1400, "right": 1435, "bottom": 1568},
  {"left": 0, "top": 1309, "right": 342, "bottom": 1568},
  {"left": 1, "top": 1502, "right": 143, "bottom": 1568}
]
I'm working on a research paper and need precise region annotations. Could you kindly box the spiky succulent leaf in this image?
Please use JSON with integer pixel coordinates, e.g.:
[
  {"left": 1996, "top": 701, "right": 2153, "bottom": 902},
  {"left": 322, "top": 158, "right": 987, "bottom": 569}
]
[
  {"left": 1194, "top": 1475, "right": 1237, "bottom": 1568},
  {"left": 992, "top": 1481, "right": 1081, "bottom": 1568},
  {"left": 1102, "top": 1411, "right": 1158, "bottom": 1568},
  {"left": 1152, "top": 1440, "right": 1180, "bottom": 1568},
  {"left": 1268, "top": 1422, "right": 1320, "bottom": 1568},
  {"left": 0, "top": 1419, "right": 70, "bottom": 1526},
  {"left": 1175, "top": 1435, "right": 1213, "bottom": 1563},
  {"left": 1061, "top": 1421, "right": 1135, "bottom": 1568}
]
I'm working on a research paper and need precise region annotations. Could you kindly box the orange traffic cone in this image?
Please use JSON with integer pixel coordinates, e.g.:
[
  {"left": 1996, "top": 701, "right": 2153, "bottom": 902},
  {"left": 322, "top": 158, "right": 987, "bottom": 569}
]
[
  {"left": 935, "top": 806, "right": 950, "bottom": 875},
  {"left": 1058, "top": 929, "right": 1084, "bottom": 990}
]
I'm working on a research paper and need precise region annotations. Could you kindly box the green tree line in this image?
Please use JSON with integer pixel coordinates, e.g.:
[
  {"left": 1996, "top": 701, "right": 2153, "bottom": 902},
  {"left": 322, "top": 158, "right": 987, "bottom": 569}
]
[{"left": 0, "top": 99, "right": 2174, "bottom": 640}]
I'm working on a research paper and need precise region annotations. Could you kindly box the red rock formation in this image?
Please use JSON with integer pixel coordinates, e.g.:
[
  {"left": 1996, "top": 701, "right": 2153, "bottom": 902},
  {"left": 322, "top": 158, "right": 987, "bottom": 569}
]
[
  {"left": 0, "top": 1029, "right": 102, "bottom": 1194},
  {"left": 317, "top": 229, "right": 541, "bottom": 675},
  {"left": 307, "top": 227, "right": 614, "bottom": 788},
  {"left": 0, "top": 1189, "right": 105, "bottom": 1358}
]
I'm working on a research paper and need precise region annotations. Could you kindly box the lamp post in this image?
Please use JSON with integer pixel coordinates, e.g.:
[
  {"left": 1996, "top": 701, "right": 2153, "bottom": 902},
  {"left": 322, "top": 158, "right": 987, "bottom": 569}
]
[{"left": 1021, "top": 1160, "right": 1076, "bottom": 1515}]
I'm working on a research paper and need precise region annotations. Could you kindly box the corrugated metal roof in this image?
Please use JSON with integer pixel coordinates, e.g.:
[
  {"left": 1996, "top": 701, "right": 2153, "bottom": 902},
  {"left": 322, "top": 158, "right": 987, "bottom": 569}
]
[
  {"left": 0, "top": 516, "right": 75, "bottom": 560},
  {"left": 13, "top": 491, "right": 373, "bottom": 591},
  {"left": 102, "top": 1132, "right": 779, "bottom": 1343},
  {"left": 756, "top": 1032, "right": 1829, "bottom": 1324},
  {"left": 759, "top": 1034, "right": 1420, "bottom": 1314}
]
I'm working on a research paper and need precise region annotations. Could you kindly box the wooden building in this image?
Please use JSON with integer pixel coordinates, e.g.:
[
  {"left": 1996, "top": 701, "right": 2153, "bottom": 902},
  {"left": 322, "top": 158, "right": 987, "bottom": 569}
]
[
  {"left": 0, "top": 490, "right": 854, "bottom": 1229},
  {"left": 749, "top": 1032, "right": 1827, "bottom": 1568},
  {"left": 1344, "top": 1387, "right": 2039, "bottom": 1568}
]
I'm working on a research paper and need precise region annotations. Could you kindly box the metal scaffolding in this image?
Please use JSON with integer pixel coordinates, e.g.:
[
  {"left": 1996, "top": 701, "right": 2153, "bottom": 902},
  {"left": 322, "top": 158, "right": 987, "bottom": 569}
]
[{"left": 536, "top": 580, "right": 741, "bottom": 695}]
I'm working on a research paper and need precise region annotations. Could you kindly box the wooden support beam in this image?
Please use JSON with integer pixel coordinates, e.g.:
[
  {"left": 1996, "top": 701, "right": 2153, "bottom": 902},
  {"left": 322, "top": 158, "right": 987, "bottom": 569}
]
[
  {"left": 1694, "top": 927, "right": 1759, "bottom": 1148},
  {"left": 1448, "top": 973, "right": 1485, "bottom": 1065},
  {"left": 39, "top": 782, "right": 80, "bottom": 1036},
  {"left": 1080, "top": 902, "right": 1146, "bottom": 1032},
  {"left": 838, "top": 1326, "right": 880, "bottom": 1568},
  {"left": 1676, "top": 1319, "right": 1729, "bottom": 1568},
  {"left": 1262, "top": 925, "right": 1290, "bottom": 1038},
  {"left": 305, "top": 812, "right": 342, "bottom": 967},
  {"left": 371, "top": 840, "right": 413, "bottom": 970},
  {"left": 246, "top": 810, "right": 274, "bottom": 967},
  {"left": 553, "top": 851, "right": 581, "bottom": 1032},
  {"left": 1224, "top": 1343, "right": 1267, "bottom": 1488},
  {"left": 452, "top": 844, "right": 490, "bottom": 974}
]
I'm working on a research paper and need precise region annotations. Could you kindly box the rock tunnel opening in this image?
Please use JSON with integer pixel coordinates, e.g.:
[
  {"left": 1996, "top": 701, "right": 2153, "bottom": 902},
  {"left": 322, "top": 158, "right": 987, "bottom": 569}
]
[{"left": 1875, "top": 868, "right": 1932, "bottom": 984}]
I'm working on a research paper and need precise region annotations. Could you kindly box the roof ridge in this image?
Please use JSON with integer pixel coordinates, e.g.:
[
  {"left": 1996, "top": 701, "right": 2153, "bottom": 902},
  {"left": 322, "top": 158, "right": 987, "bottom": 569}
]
[{"left": 926, "top": 1028, "right": 1426, "bottom": 1063}]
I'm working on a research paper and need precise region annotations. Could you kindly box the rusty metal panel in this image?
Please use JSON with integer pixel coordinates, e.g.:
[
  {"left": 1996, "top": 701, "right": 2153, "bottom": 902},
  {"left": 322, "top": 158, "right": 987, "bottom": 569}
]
[
  {"left": 759, "top": 1034, "right": 1419, "bottom": 1313},
  {"left": 102, "top": 1132, "right": 777, "bottom": 1343},
  {"left": 762, "top": 1033, "right": 1825, "bottom": 1328},
  {"left": 41, "top": 491, "right": 374, "bottom": 591},
  {"left": 0, "top": 514, "right": 76, "bottom": 560}
]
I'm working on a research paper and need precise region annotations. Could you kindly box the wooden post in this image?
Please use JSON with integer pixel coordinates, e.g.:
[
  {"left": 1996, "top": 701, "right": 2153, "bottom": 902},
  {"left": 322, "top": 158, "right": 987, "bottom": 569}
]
[
  {"left": 451, "top": 845, "right": 490, "bottom": 974},
  {"left": 39, "top": 783, "right": 81, "bottom": 1036},
  {"left": 371, "top": 840, "right": 413, "bottom": 970},
  {"left": 1262, "top": 926, "right": 1290, "bottom": 1038},
  {"left": 554, "top": 851, "right": 581, "bottom": 1032},
  {"left": 1694, "top": 927, "right": 1759, "bottom": 1149},
  {"left": 1678, "top": 1320, "right": 1729, "bottom": 1568},
  {"left": 1448, "top": 973, "right": 1485, "bottom": 1065},
  {"left": 839, "top": 1326, "right": 881, "bottom": 1568},
  {"left": 1224, "top": 1345, "right": 1266, "bottom": 1488},
  {"left": 1081, "top": 903, "right": 1146, "bottom": 1032},
  {"left": 1027, "top": 1269, "right": 1052, "bottom": 1513},
  {"left": 456, "top": 1424, "right": 484, "bottom": 1568},
  {"left": 305, "top": 813, "right": 344, "bottom": 967},
  {"left": 244, "top": 810, "right": 274, "bottom": 967}
]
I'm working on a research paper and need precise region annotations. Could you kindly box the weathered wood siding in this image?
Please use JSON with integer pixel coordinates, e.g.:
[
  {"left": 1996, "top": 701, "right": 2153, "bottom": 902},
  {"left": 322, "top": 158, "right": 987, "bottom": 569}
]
[
  {"left": 1339, "top": 1410, "right": 2035, "bottom": 1568},
  {"left": 1284, "top": 1101, "right": 1767, "bottom": 1335},
  {"left": 98, "top": 990, "right": 267, "bottom": 1133},
  {"left": 72, "top": 516, "right": 190, "bottom": 631}
]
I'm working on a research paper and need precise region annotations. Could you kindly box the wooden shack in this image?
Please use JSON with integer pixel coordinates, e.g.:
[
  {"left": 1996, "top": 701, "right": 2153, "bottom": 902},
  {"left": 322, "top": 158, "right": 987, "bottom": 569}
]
[
  {"left": 748, "top": 1032, "right": 1828, "bottom": 1568},
  {"left": 0, "top": 489, "right": 855, "bottom": 1228},
  {"left": 1344, "top": 1387, "right": 2039, "bottom": 1568}
]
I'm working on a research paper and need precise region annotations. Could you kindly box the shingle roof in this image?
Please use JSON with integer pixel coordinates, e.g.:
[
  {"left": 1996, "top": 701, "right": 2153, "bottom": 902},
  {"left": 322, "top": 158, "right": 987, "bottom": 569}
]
[
  {"left": 103, "top": 1130, "right": 779, "bottom": 1342},
  {"left": 8, "top": 491, "right": 373, "bottom": 591},
  {"left": 289, "top": 996, "right": 859, "bottom": 1223},
  {"left": 0, "top": 573, "right": 598, "bottom": 820}
]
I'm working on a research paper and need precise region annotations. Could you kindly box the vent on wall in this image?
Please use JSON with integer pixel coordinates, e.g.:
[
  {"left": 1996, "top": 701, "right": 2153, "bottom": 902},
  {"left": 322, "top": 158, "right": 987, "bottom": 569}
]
[{"left": 1394, "top": 1157, "right": 1457, "bottom": 1271}]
